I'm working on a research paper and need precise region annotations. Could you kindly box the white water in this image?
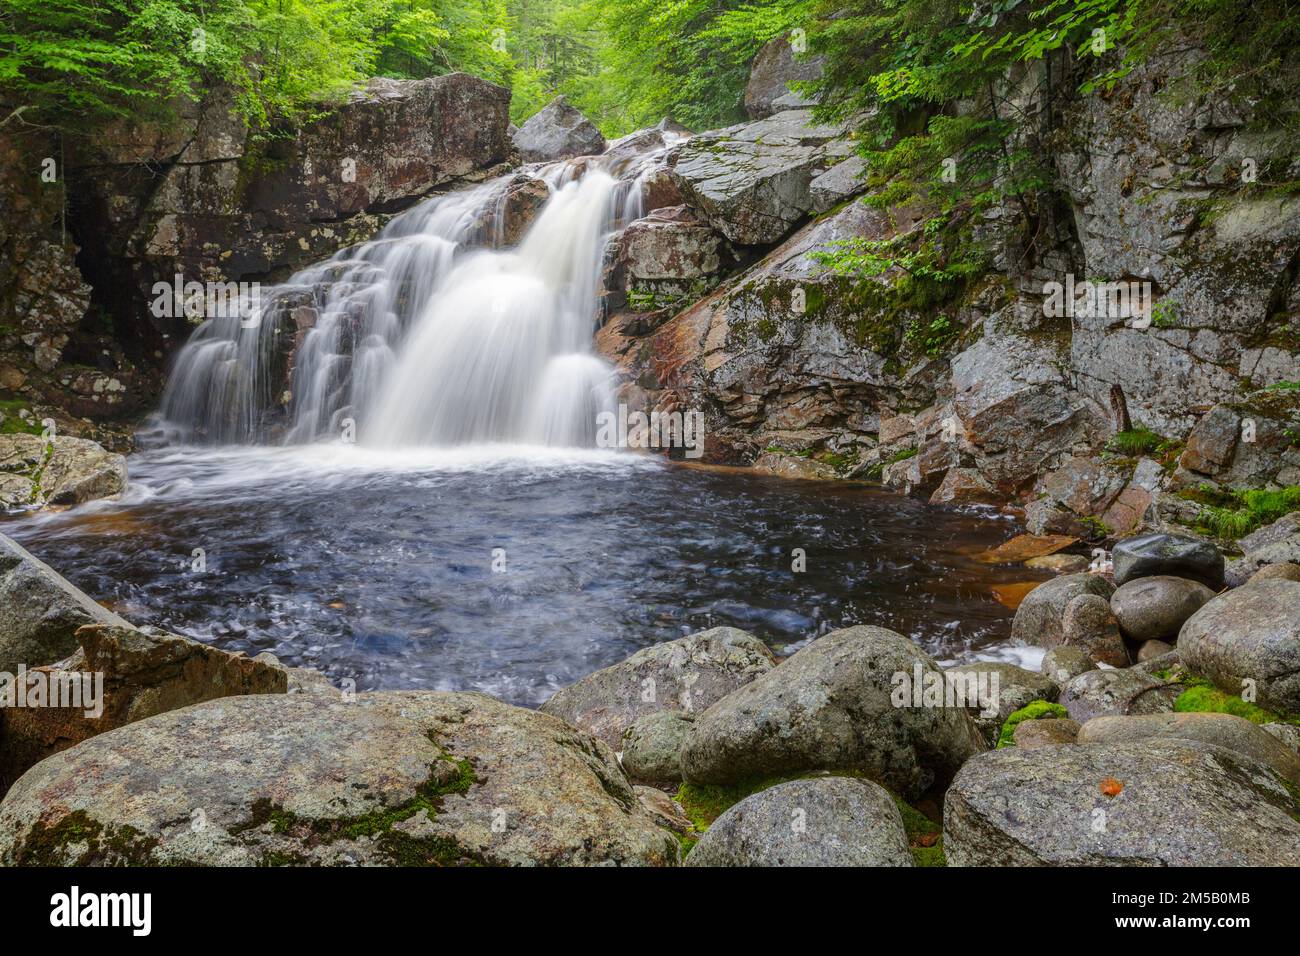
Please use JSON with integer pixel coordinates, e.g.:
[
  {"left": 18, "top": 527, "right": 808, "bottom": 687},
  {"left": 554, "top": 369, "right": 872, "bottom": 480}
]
[{"left": 157, "top": 131, "right": 679, "bottom": 448}]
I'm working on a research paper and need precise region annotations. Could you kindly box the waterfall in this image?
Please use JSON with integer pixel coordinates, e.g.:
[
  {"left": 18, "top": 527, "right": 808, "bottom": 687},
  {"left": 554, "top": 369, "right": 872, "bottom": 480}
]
[{"left": 156, "top": 130, "right": 676, "bottom": 449}]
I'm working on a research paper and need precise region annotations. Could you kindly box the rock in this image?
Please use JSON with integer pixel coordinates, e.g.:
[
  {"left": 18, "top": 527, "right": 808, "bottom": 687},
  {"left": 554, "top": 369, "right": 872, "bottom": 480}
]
[
  {"left": 944, "top": 739, "right": 1300, "bottom": 865},
  {"left": 1136, "top": 639, "right": 1175, "bottom": 662},
  {"left": 0, "top": 434, "right": 127, "bottom": 509},
  {"left": 621, "top": 711, "right": 693, "bottom": 783},
  {"left": 673, "top": 109, "right": 849, "bottom": 245},
  {"left": 943, "top": 662, "right": 1058, "bottom": 747},
  {"left": 0, "top": 623, "right": 289, "bottom": 792},
  {"left": 0, "top": 691, "right": 678, "bottom": 866},
  {"left": 1227, "top": 514, "right": 1300, "bottom": 584},
  {"left": 678, "top": 626, "right": 985, "bottom": 799},
  {"left": 1178, "top": 580, "right": 1300, "bottom": 713},
  {"left": 1025, "top": 553, "right": 1089, "bottom": 573},
  {"left": 1112, "top": 533, "right": 1225, "bottom": 590},
  {"left": 744, "top": 34, "right": 825, "bottom": 120},
  {"left": 808, "top": 155, "right": 866, "bottom": 212},
  {"left": 512, "top": 96, "right": 605, "bottom": 162},
  {"left": 1040, "top": 646, "right": 1096, "bottom": 687},
  {"left": 751, "top": 450, "right": 837, "bottom": 480},
  {"left": 976, "top": 533, "right": 1078, "bottom": 564},
  {"left": 1077, "top": 712, "right": 1300, "bottom": 786},
  {"left": 1262, "top": 723, "right": 1300, "bottom": 756},
  {"left": 1111, "top": 575, "right": 1214, "bottom": 642},
  {"left": 1010, "top": 572, "right": 1114, "bottom": 648},
  {"left": 0, "top": 532, "right": 129, "bottom": 673},
  {"left": 1248, "top": 562, "right": 1300, "bottom": 585},
  {"left": 683, "top": 777, "right": 911, "bottom": 867},
  {"left": 602, "top": 206, "right": 734, "bottom": 312},
  {"left": 1061, "top": 593, "right": 1130, "bottom": 667},
  {"left": 634, "top": 786, "right": 691, "bottom": 834},
  {"left": 929, "top": 467, "right": 998, "bottom": 505},
  {"left": 1180, "top": 404, "right": 1241, "bottom": 474},
  {"left": 539, "top": 627, "right": 776, "bottom": 749},
  {"left": 1011, "top": 718, "right": 1080, "bottom": 748},
  {"left": 1058, "top": 668, "right": 1179, "bottom": 723}
]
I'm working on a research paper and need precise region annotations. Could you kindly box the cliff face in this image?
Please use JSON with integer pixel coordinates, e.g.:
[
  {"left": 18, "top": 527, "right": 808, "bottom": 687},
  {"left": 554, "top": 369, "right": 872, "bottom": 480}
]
[
  {"left": 598, "top": 34, "right": 1300, "bottom": 536},
  {"left": 0, "top": 73, "right": 512, "bottom": 444}
]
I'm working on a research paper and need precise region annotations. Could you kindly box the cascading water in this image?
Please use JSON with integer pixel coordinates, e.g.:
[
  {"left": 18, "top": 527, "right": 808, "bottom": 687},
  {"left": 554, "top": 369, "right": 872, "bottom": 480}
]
[{"left": 157, "top": 133, "right": 675, "bottom": 448}]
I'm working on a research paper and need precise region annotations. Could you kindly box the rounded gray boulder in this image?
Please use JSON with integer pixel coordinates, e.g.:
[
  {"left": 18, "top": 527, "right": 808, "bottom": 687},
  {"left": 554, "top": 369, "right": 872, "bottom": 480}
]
[
  {"left": 1111, "top": 575, "right": 1214, "bottom": 642},
  {"left": 1011, "top": 573, "right": 1114, "bottom": 648}
]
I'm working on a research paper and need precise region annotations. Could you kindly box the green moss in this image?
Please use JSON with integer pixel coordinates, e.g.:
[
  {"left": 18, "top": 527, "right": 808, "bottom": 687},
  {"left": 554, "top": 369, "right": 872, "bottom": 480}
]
[
  {"left": 891, "top": 795, "right": 945, "bottom": 866},
  {"left": 0, "top": 400, "right": 44, "bottom": 436},
  {"left": 1106, "top": 427, "right": 1164, "bottom": 456},
  {"left": 997, "top": 700, "right": 1069, "bottom": 748},
  {"left": 10, "top": 810, "right": 159, "bottom": 866},
  {"left": 864, "top": 446, "right": 917, "bottom": 480},
  {"left": 1174, "top": 678, "right": 1300, "bottom": 725}
]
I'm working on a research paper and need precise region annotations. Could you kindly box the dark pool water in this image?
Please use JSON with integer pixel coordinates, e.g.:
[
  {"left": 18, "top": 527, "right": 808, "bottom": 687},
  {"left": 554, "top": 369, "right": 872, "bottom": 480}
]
[{"left": 2, "top": 445, "right": 1049, "bottom": 706}]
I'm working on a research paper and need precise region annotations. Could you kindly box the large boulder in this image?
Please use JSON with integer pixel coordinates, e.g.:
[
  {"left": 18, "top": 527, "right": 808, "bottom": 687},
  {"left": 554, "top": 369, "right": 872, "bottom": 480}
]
[
  {"left": 1058, "top": 668, "right": 1179, "bottom": 723},
  {"left": 512, "top": 96, "right": 605, "bottom": 162},
  {"left": 744, "top": 34, "right": 825, "bottom": 120},
  {"left": 678, "top": 626, "right": 985, "bottom": 799},
  {"left": 683, "top": 777, "right": 912, "bottom": 867},
  {"left": 601, "top": 206, "right": 735, "bottom": 312},
  {"left": 0, "top": 434, "right": 127, "bottom": 509},
  {"left": 0, "top": 691, "right": 679, "bottom": 866},
  {"left": 1110, "top": 575, "right": 1214, "bottom": 642},
  {"left": 944, "top": 739, "right": 1300, "bottom": 865},
  {"left": 539, "top": 627, "right": 776, "bottom": 749},
  {"left": 1060, "top": 593, "right": 1130, "bottom": 667},
  {"left": 1112, "top": 533, "right": 1225, "bottom": 590},
  {"left": 0, "top": 532, "right": 129, "bottom": 673},
  {"left": 1076, "top": 712, "right": 1300, "bottom": 786},
  {"left": 0, "top": 623, "right": 289, "bottom": 791},
  {"left": 1010, "top": 572, "right": 1114, "bottom": 648},
  {"left": 1178, "top": 579, "right": 1300, "bottom": 714}
]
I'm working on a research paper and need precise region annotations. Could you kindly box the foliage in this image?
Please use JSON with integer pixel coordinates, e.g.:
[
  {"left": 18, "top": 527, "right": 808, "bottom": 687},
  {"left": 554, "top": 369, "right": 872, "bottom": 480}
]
[
  {"left": 1195, "top": 486, "right": 1300, "bottom": 539},
  {"left": 997, "top": 699, "right": 1068, "bottom": 748},
  {"left": 1106, "top": 427, "right": 1164, "bottom": 456}
]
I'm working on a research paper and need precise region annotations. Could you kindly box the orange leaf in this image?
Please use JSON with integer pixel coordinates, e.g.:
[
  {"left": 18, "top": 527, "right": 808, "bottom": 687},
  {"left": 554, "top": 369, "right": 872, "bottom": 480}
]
[{"left": 1100, "top": 777, "right": 1123, "bottom": 797}]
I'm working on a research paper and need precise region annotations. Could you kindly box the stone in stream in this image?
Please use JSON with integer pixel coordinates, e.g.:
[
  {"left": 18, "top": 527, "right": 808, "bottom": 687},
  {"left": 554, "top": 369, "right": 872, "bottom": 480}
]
[
  {"left": 1011, "top": 718, "right": 1080, "bottom": 749},
  {"left": 1178, "top": 579, "right": 1300, "bottom": 714},
  {"left": 683, "top": 777, "right": 912, "bottom": 867},
  {"left": 943, "top": 739, "right": 1300, "bottom": 866},
  {"left": 0, "top": 691, "right": 679, "bottom": 866},
  {"left": 0, "top": 434, "right": 128, "bottom": 510},
  {"left": 678, "top": 626, "right": 986, "bottom": 800},
  {"left": 1058, "top": 668, "right": 1179, "bottom": 723},
  {"left": 1110, "top": 575, "right": 1214, "bottom": 642},
  {"left": 539, "top": 626, "right": 776, "bottom": 750},
  {"left": 1111, "top": 533, "right": 1225, "bottom": 590},
  {"left": 0, "top": 532, "right": 130, "bottom": 673},
  {"left": 511, "top": 96, "right": 605, "bottom": 162},
  {"left": 1010, "top": 572, "right": 1114, "bottom": 648},
  {"left": 1076, "top": 712, "right": 1300, "bottom": 787},
  {"left": 1024, "top": 553, "right": 1089, "bottom": 573},
  {"left": 1060, "top": 593, "right": 1130, "bottom": 667},
  {"left": 1040, "top": 645, "right": 1096, "bottom": 688},
  {"left": 620, "top": 711, "right": 694, "bottom": 783},
  {"left": 943, "top": 662, "right": 1058, "bottom": 747}
]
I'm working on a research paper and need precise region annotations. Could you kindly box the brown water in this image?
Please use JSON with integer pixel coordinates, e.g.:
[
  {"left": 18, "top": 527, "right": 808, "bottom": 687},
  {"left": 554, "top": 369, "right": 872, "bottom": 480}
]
[{"left": 2, "top": 444, "right": 1050, "bottom": 706}]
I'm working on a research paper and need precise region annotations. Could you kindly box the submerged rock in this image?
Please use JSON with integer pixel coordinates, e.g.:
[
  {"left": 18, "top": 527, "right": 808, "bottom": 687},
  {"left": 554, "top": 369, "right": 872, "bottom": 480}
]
[
  {"left": 512, "top": 96, "right": 605, "bottom": 162},
  {"left": 684, "top": 777, "right": 911, "bottom": 867},
  {"left": 1111, "top": 533, "right": 1225, "bottom": 590},
  {"left": 0, "top": 532, "right": 129, "bottom": 673},
  {"left": 944, "top": 739, "right": 1300, "bottom": 866},
  {"left": 1178, "top": 579, "right": 1300, "bottom": 714},
  {"left": 539, "top": 626, "right": 776, "bottom": 749},
  {"left": 679, "top": 626, "right": 985, "bottom": 799},
  {"left": 0, "top": 691, "right": 679, "bottom": 866}
]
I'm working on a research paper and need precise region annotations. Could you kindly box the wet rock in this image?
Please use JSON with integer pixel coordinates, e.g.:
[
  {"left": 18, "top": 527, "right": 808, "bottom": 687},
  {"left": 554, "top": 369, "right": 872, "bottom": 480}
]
[
  {"left": 0, "top": 691, "right": 678, "bottom": 866},
  {"left": 0, "top": 623, "right": 288, "bottom": 792},
  {"left": 1112, "top": 533, "right": 1225, "bottom": 590},
  {"left": 1025, "top": 553, "right": 1089, "bottom": 573},
  {"left": 1040, "top": 646, "right": 1096, "bottom": 687},
  {"left": 944, "top": 662, "right": 1058, "bottom": 747},
  {"left": 1137, "top": 639, "right": 1175, "bottom": 662},
  {"left": 1010, "top": 572, "right": 1114, "bottom": 648},
  {"left": 0, "top": 434, "right": 127, "bottom": 509},
  {"left": 602, "top": 206, "right": 734, "bottom": 311},
  {"left": 1058, "top": 668, "right": 1178, "bottom": 723},
  {"left": 0, "top": 533, "right": 129, "bottom": 673},
  {"left": 679, "top": 626, "right": 985, "bottom": 799},
  {"left": 621, "top": 711, "right": 693, "bottom": 783},
  {"left": 1110, "top": 575, "right": 1214, "bottom": 643},
  {"left": 512, "top": 96, "right": 605, "bottom": 162},
  {"left": 1011, "top": 717, "right": 1080, "bottom": 748},
  {"left": 944, "top": 739, "right": 1300, "bottom": 865},
  {"left": 744, "top": 34, "right": 825, "bottom": 120},
  {"left": 1178, "top": 580, "right": 1300, "bottom": 714},
  {"left": 1077, "top": 712, "right": 1300, "bottom": 786},
  {"left": 683, "top": 777, "right": 911, "bottom": 867},
  {"left": 929, "top": 468, "right": 997, "bottom": 505},
  {"left": 751, "top": 450, "right": 837, "bottom": 480},
  {"left": 1061, "top": 593, "right": 1130, "bottom": 667},
  {"left": 539, "top": 627, "right": 776, "bottom": 749}
]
